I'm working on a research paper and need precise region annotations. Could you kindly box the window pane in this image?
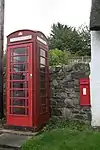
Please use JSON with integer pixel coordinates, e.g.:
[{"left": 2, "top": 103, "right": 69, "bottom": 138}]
[
  {"left": 42, "top": 106, "right": 46, "bottom": 113},
  {"left": 11, "top": 107, "right": 25, "bottom": 115},
  {"left": 40, "top": 81, "right": 45, "bottom": 89},
  {"left": 11, "top": 99, "right": 27, "bottom": 106},
  {"left": 10, "top": 73, "right": 27, "bottom": 80},
  {"left": 40, "top": 72, "right": 45, "bottom": 81},
  {"left": 10, "top": 90, "right": 28, "bottom": 97},
  {"left": 11, "top": 47, "right": 27, "bottom": 56},
  {"left": 11, "top": 56, "right": 27, "bottom": 63},
  {"left": 10, "top": 81, "right": 28, "bottom": 88},
  {"left": 11, "top": 64, "right": 26, "bottom": 72},
  {"left": 40, "top": 57, "right": 45, "bottom": 65},
  {"left": 40, "top": 49, "right": 45, "bottom": 57},
  {"left": 10, "top": 64, "right": 27, "bottom": 72},
  {"left": 40, "top": 89, "right": 45, "bottom": 96},
  {"left": 41, "top": 97, "right": 46, "bottom": 104},
  {"left": 40, "top": 65, "right": 46, "bottom": 72}
]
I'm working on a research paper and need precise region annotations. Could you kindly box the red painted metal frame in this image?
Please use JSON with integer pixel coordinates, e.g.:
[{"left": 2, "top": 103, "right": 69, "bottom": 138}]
[
  {"left": 36, "top": 43, "right": 50, "bottom": 129},
  {"left": 6, "top": 30, "right": 51, "bottom": 130},
  {"left": 7, "top": 43, "right": 33, "bottom": 127}
]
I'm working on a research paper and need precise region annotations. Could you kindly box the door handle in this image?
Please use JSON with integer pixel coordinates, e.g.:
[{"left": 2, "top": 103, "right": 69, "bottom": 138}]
[{"left": 30, "top": 74, "right": 32, "bottom": 77}]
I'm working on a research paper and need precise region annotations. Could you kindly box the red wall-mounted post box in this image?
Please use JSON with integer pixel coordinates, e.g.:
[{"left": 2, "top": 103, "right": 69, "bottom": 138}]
[{"left": 80, "top": 78, "right": 90, "bottom": 106}]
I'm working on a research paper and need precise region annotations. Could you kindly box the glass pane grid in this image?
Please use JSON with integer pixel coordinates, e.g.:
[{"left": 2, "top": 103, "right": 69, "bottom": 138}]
[
  {"left": 10, "top": 81, "right": 28, "bottom": 88},
  {"left": 40, "top": 97, "right": 46, "bottom": 104},
  {"left": 40, "top": 81, "right": 46, "bottom": 89},
  {"left": 10, "top": 73, "right": 28, "bottom": 80},
  {"left": 10, "top": 88, "right": 28, "bottom": 90},
  {"left": 10, "top": 107, "right": 28, "bottom": 115},
  {"left": 40, "top": 64, "right": 48, "bottom": 67},
  {"left": 39, "top": 48, "right": 48, "bottom": 114},
  {"left": 10, "top": 62, "right": 28, "bottom": 65},
  {"left": 40, "top": 56, "right": 48, "bottom": 59},
  {"left": 41, "top": 106, "right": 46, "bottom": 113},
  {"left": 11, "top": 56, "right": 27, "bottom": 63},
  {"left": 40, "top": 79, "right": 48, "bottom": 83},
  {"left": 40, "top": 49, "right": 46, "bottom": 57},
  {"left": 10, "top": 98, "right": 28, "bottom": 106},
  {"left": 10, "top": 99, "right": 28, "bottom": 115},
  {"left": 9, "top": 47, "right": 29, "bottom": 116},
  {"left": 11, "top": 47, "right": 27, "bottom": 55},
  {"left": 40, "top": 57, "right": 45, "bottom": 65},
  {"left": 11, "top": 54, "right": 28, "bottom": 57},
  {"left": 10, "top": 90, "right": 28, "bottom": 97},
  {"left": 10, "top": 64, "right": 28, "bottom": 72}
]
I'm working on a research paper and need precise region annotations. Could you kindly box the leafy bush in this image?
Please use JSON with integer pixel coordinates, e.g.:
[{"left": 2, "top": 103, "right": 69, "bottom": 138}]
[
  {"left": 48, "top": 23, "right": 91, "bottom": 56},
  {"left": 42, "top": 117, "right": 89, "bottom": 132},
  {"left": 49, "top": 49, "right": 72, "bottom": 66}
]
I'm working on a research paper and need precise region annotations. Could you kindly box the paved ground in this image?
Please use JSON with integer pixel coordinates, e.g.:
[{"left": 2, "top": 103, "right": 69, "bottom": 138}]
[
  {"left": 0, "top": 147, "right": 15, "bottom": 150},
  {"left": 0, "top": 120, "right": 36, "bottom": 150},
  {"left": 0, "top": 148, "right": 14, "bottom": 150},
  {"left": 0, "top": 132, "right": 32, "bottom": 150}
]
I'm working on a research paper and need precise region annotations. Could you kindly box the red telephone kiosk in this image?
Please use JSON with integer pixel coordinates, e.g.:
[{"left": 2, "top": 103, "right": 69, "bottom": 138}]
[{"left": 6, "top": 30, "right": 51, "bottom": 131}]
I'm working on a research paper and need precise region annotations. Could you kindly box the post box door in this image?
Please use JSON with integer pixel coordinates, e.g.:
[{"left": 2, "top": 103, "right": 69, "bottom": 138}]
[
  {"left": 80, "top": 78, "right": 90, "bottom": 106},
  {"left": 7, "top": 43, "right": 33, "bottom": 127}
]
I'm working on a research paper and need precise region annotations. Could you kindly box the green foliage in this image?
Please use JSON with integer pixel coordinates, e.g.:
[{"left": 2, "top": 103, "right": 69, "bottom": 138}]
[
  {"left": 22, "top": 120, "right": 100, "bottom": 150},
  {"left": 42, "top": 118, "right": 89, "bottom": 132},
  {"left": 49, "top": 49, "right": 72, "bottom": 66},
  {"left": 48, "top": 23, "right": 91, "bottom": 56},
  {"left": 77, "top": 25, "right": 91, "bottom": 56}
]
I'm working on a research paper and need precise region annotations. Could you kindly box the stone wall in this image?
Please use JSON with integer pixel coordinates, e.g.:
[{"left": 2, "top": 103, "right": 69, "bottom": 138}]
[
  {"left": 68, "top": 56, "right": 90, "bottom": 64},
  {"left": 50, "top": 63, "right": 91, "bottom": 124}
]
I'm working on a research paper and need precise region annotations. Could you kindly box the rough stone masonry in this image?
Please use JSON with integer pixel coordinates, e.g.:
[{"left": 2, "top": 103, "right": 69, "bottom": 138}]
[{"left": 50, "top": 63, "right": 91, "bottom": 124}]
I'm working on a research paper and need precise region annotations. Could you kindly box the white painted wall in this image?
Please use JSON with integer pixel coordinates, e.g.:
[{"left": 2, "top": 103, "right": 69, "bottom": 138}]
[{"left": 91, "top": 31, "right": 100, "bottom": 126}]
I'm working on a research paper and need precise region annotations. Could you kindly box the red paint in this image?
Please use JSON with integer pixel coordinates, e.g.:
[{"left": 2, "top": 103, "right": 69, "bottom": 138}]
[
  {"left": 80, "top": 78, "right": 90, "bottom": 106},
  {"left": 6, "top": 30, "right": 51, "bottom": 130}
]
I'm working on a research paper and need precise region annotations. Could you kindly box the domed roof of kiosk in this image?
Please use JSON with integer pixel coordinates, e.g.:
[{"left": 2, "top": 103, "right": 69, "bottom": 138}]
[{"left": 7, "top": 29, "right": 47, "bottom": 40}]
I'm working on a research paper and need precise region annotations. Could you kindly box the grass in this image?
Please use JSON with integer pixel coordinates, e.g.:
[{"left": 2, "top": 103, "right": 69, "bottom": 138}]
[{"left": 21, "top": 120, "right": 100, "bottom": 150}]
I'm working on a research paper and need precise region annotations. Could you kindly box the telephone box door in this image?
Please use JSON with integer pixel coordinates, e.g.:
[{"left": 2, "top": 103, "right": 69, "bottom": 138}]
[{"left": 7, "top": 43, "right": 33, "bottom": 127}]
